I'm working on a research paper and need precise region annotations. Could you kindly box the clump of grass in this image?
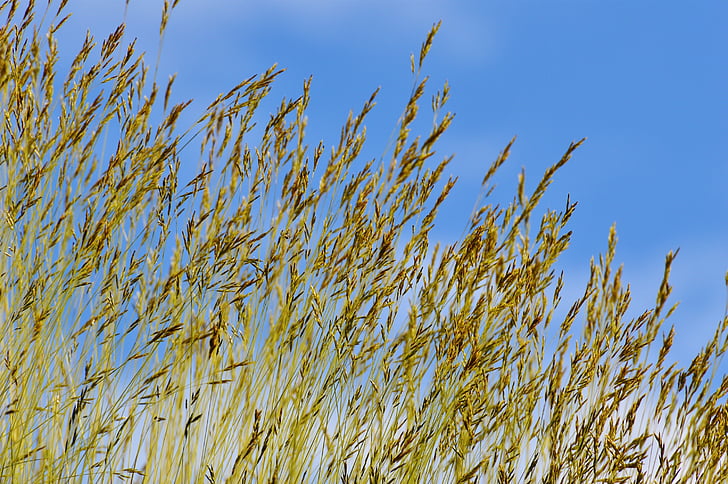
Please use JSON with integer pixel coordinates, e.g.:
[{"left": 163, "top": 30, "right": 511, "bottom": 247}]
[{"left": 1, "top": 1, "right": 727, "bottom": 482}]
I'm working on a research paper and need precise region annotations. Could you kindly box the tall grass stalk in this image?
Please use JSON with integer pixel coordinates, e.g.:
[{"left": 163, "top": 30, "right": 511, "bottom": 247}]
[{"left": 1, "top": 1, "right": 727, "bottom": 482}]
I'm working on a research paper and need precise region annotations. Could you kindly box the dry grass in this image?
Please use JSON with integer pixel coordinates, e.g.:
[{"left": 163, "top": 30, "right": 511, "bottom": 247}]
[{"left": 1, "top": 1, "right": 727, "bottom": 482}]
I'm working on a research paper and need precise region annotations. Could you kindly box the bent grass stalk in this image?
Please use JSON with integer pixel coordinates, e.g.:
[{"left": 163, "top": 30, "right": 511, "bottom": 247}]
[{"left": 1, "top": 1, "right": 728, "bottom": 482}]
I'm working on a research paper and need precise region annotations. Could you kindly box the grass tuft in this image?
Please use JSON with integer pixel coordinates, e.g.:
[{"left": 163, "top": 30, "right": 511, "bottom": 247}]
[{"left": 1, "top": 2, "right": 727, "bottom": 482}]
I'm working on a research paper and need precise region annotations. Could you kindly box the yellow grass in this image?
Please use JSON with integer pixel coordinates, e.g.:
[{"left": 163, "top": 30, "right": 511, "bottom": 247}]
[{"left": 1, "top": 1, "right": 727, "bottom": 482}]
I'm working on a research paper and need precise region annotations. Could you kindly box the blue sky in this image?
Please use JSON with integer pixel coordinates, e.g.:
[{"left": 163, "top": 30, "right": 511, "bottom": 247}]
[{"left": 62, "top": 0, "right": 727, "bottom": 367}]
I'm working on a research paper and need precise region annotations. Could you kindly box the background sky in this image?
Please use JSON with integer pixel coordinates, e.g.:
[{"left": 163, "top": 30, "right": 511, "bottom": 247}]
[{"left": 60, "top": 0, "right": 727, "bottom": 368}]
